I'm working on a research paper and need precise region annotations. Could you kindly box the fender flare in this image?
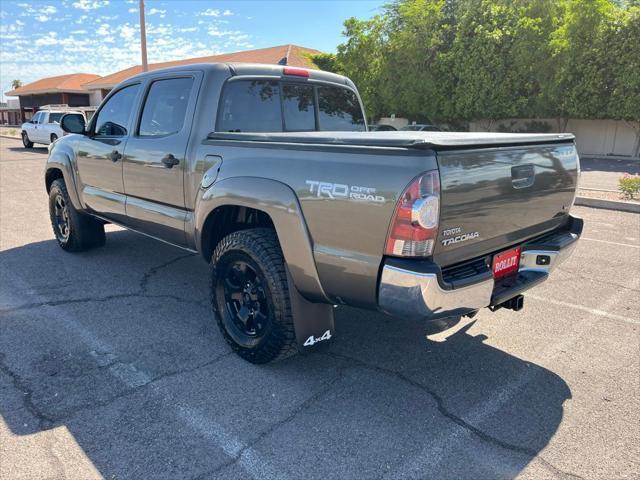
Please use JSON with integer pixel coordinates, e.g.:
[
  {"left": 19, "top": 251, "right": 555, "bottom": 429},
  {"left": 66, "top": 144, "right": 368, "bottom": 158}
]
[
  {"left": 45, "top": 145, "right": 83, "bottom": 211},
  {"left": 195, "top": 176, "right": 330, "bottom": 304}
]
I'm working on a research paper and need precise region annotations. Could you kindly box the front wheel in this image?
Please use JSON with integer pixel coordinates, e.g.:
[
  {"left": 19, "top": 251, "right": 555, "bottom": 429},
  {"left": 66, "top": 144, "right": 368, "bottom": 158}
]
[
  {"left": 210, "top": 228, "right": 297, "bottom": 364},
  {"left": 22, "top": 131, "right": 33, "bottom": 148},
  {"left": 49, "top": 179, "right": 106, "bottom": 251}
]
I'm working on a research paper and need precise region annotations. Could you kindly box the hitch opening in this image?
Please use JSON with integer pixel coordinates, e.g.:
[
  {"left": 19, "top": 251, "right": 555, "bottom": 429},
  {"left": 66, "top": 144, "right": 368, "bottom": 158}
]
[{"left": 490, "top": 294, "right": 524, "bottom": 312}]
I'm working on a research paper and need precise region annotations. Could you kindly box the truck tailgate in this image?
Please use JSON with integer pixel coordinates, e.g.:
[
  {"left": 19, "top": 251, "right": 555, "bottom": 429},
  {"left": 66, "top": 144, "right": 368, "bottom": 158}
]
[{"left": 433, "top": 143, "right": 578, "bottom": 267}]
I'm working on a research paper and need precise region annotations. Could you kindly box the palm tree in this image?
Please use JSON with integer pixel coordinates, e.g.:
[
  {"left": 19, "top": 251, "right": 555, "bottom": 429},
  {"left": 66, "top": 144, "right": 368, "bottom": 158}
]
[{"left": 11, "top": 80, "right": 22, "bottom": 89}]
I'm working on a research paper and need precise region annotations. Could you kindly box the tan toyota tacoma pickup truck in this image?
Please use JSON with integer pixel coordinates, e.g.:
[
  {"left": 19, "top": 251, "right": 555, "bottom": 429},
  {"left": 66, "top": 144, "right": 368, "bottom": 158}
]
[{"left": 45, "top": 63, "right": 582, "bottom": 363}]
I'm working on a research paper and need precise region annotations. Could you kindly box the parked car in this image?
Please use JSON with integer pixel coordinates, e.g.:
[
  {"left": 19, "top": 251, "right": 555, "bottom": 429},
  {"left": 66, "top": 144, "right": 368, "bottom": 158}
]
[
  {"left": 401, "top": 123, "right": 442, "bottom": 132},
  {"left": 21, "top": 109, "right": 83, "bottom": 148},
  {"left": 369, "top": 124, "right": 397, "bottom": 131},
  {"left": 46, "top": 63, "right": 581, "bottom": 363}
]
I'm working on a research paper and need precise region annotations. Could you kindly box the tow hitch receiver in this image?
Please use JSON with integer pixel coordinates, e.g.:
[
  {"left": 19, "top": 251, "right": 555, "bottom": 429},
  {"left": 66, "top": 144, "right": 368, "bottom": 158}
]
[{"left": 490, "top": 294, "right": 524, "bottom": 312}]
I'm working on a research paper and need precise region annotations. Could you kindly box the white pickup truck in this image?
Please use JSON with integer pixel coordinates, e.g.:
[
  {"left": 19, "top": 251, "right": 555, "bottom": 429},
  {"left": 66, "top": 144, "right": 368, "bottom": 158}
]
[{"left": 21, "top": 109, "right": 83, "bottom": 147}]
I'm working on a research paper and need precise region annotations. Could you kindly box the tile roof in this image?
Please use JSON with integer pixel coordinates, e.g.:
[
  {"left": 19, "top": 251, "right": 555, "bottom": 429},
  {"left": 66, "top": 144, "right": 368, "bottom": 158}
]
[
  {"left": 83, "top": 44, "right": 322, "bottom": 90},
  {"left": 6, "top": 73, "right": 101, "bottom": 96}
]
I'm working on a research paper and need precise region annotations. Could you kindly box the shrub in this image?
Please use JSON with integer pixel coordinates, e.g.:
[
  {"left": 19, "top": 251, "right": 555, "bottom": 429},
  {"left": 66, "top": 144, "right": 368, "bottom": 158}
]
[{"left": 619, "top": 174, "right": 640, "bottom": 200}]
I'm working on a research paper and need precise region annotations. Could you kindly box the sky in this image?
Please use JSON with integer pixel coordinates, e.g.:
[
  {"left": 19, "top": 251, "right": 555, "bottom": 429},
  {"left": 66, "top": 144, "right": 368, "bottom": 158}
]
[{"left": 0, "top": 0, "right": 385, "bottom": 100}]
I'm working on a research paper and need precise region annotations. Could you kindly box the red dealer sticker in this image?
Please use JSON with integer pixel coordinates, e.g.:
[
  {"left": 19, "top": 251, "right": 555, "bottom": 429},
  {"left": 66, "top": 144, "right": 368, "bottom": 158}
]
[{"left": 492, "top": 246, "right": 521, "bottom": 279}]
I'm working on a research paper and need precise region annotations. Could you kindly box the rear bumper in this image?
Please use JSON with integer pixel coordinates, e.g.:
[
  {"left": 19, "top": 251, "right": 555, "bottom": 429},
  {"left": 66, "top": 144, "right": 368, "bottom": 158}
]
[{"left": 378, "top": 215, "right": 583, "bottom": 321}]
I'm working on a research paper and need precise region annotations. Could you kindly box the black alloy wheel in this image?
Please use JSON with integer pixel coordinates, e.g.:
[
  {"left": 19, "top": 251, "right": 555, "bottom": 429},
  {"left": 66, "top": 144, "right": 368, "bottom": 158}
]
[
  {"left": 210, "top": 228, "right": 297, "bottom": 363},
  {"left": 218, "top": 255, "right": 271, "bottom": 341}
]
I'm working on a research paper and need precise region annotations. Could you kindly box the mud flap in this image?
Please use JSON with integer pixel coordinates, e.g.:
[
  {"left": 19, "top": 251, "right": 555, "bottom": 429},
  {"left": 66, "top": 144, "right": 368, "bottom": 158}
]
[{"left": 286, "top": 268, "right": 335, "bottom": 348}]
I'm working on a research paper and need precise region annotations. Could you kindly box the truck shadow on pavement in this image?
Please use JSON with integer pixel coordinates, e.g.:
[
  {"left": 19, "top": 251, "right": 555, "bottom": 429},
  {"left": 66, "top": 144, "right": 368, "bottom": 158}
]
[
  {"left": 5, "top": 145, "right": 49, "bottom": 153},
  {"left": 0, "top": 230, "right": 572, "bottom": 479}
]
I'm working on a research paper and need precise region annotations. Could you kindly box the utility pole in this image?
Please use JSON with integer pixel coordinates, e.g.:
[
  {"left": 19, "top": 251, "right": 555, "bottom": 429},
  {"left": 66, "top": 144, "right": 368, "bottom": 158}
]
[{"left": 139, "top": 0, "right": 148, "bottom": 71}]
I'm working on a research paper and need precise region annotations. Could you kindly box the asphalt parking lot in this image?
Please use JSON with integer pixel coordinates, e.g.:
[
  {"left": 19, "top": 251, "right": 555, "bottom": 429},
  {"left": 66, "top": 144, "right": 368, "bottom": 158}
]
[
  {"left": 579, "top": 157, "right": 640, "bottom": 191},
  {"left": 1, "top": 136, "right": 638, "bottom": 480}
]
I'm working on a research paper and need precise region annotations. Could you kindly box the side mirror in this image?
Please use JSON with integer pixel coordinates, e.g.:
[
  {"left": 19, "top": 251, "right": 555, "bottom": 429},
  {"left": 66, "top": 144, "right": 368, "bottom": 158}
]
[{"left": 60, "top": 113, "right": 86, "bottom": 134}]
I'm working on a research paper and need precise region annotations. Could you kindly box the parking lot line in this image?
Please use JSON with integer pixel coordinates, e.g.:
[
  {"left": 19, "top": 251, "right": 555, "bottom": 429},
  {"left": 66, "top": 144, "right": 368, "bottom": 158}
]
[
  {"left": 5, "top": 276, "right": 276, "bottom": 480},
  {"left": 581, "top": 237, "right": 640, "bottom": 249},
  {"left": 390, "top": 273, "right": 638, "bottom": 478},
  {"left": 527, "top": 294, "right": 639, "bottom": 325},
  {"left": 177, "top": 406, "right": 282, "bottom": 480}
]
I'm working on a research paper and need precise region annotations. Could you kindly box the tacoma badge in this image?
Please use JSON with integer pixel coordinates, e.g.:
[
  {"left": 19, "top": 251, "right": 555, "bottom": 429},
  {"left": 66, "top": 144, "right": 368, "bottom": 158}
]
[{"left": 441, "top": 231, "right": 480, "bottom": 246}]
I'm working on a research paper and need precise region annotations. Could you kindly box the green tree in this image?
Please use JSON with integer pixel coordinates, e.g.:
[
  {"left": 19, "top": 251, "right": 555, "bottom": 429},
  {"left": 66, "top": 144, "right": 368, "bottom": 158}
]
[
  {"left": 309, "top": 52, "right": 342, "bottom": 74},
  {"left": 320, "top": 0, "right": 638, "bottom": 131},
  {"left": 607, "top": 5, "right": 640, "bottom": 154},
  {"left": 548, "top": 0, "right": 617, "bottom": 126},
  {"left": 11, "top": 79, "right": 22, "bottom": 89},
  {"left": 335, "top": 16, "right": 388, "bottom": 119},
  {"left": 377, "top": 0, "right": 452, "bottom": 121}
]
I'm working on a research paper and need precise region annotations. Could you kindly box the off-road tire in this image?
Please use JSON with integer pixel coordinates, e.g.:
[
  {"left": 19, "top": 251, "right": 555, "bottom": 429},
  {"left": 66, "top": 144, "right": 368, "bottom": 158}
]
[
  {"left": 210, "top": 228, "right": 297, "bottom": 364},
  {"left": 49, "top": 178, "right": 106, "bottom": 252},
  {"left": 22, "top": 131, "right": 33, "bottom": 148}
]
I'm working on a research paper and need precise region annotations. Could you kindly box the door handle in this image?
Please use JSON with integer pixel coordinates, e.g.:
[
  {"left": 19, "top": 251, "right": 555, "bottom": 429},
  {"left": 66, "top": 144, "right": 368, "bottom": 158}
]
[
  {"left": 110, "top": 150, "right": 122, "bottom": 162},
  {"left": 161, "top": 154, "right": 179, "bottom": 169}
]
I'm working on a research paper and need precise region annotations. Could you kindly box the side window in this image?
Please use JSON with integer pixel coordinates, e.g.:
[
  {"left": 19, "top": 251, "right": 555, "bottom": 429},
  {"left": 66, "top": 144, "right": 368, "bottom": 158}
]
[
  {"left": 32, "top": 112, "right": 42, "bottom": 124},
  {"left": 282, "top": 83, "right": 315, "bottom": 131},
  {"left": 93, "top": 84, "right": 140, "bottom": 137},
  {"left": 317, "top": 87, "right": 365, "bottom": 131},
  {"left": 48, "top": 113, "right": 64, "bottom": 124},
  {"left": 217, "top": 80, "right": 282, "bottom": 132},
  {"left": 138, "top": 77, "right": 194, "bottom": 137}
]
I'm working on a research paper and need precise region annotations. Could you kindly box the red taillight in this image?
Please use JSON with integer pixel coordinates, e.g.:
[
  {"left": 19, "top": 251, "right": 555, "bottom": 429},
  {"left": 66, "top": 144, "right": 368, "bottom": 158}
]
[
  {"left": 283, "top": 67, "right": 310, "bottom": 77},
  {"left": 385, "top": 171, "right": 440, "bottom": 257}
]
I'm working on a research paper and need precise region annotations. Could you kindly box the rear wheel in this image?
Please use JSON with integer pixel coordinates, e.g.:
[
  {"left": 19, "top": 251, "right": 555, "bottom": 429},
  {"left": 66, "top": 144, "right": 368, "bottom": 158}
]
[
  {"left": 22, "top": 131, "right": 33, "bottom": 148},
  {"left": 50, "top": 133, "right": 58, "bottom": 143},
  {"left": 210, "top": 228, "right": 297, "bottom": 363},
  {"left": 49, "top": 179, "right": 105, "bottom": 252}
]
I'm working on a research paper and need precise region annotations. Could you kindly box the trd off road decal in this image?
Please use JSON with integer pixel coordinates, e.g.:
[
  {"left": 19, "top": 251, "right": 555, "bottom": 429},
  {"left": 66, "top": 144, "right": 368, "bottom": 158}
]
[{"left": 306, "top": 180, "right": 385, "bottom": 203}]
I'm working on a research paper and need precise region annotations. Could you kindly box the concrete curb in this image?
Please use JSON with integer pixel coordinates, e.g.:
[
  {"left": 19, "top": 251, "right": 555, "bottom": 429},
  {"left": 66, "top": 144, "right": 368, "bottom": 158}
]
[
  {"left": 0, "top": 134, "right": 21, "bottom": 140},
  {"left": 581, "top": 154, "right": 640, "bottom": 162},
  {"left": 575, "top": 196, "right": 640, "bottom": 213}
]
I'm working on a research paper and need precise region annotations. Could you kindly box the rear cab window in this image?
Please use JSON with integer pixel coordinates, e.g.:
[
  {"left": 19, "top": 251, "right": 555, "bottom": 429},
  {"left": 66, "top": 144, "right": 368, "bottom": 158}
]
[
  {"left": 216, "top": 78, "right": 365, "bottom": 133},
  {"left": 48, "top": 113, "right": 64, "bottom": 124},
  {"left": 317, "top": 86, "right": 365, "bottom": 131},
  {"left": 217, "top": 80, "right": 281, "bottom": 132},
  {"left": 282, "top": 84, "right": 315, "bottom": 131}
]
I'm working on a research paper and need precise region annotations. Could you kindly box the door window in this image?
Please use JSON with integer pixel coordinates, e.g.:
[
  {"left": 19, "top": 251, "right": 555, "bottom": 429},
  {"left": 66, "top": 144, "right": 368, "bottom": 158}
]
[
  {"left": 32, "top": 112, "right": 43, "bottom": 124},
  {"left": 282, "top": 83, "right": 315, "bottom": 131},
  {"left": 93, "top": 84, "right": 140, "bottom": 137},
  {"left": 138, "top": 77, "right": 194, "bottom": 137},
  {"left": 317, "top": 86, "right": 365, "bottom": 131},
  {"left": 217, "top": 80, "right": 281, "bottom": 132}
]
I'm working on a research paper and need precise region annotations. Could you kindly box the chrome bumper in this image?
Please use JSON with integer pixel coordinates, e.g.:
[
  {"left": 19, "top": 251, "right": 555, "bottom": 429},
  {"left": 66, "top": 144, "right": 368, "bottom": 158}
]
[{"left": 378, "top": 216, "right": 582, "bottom": 321}]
